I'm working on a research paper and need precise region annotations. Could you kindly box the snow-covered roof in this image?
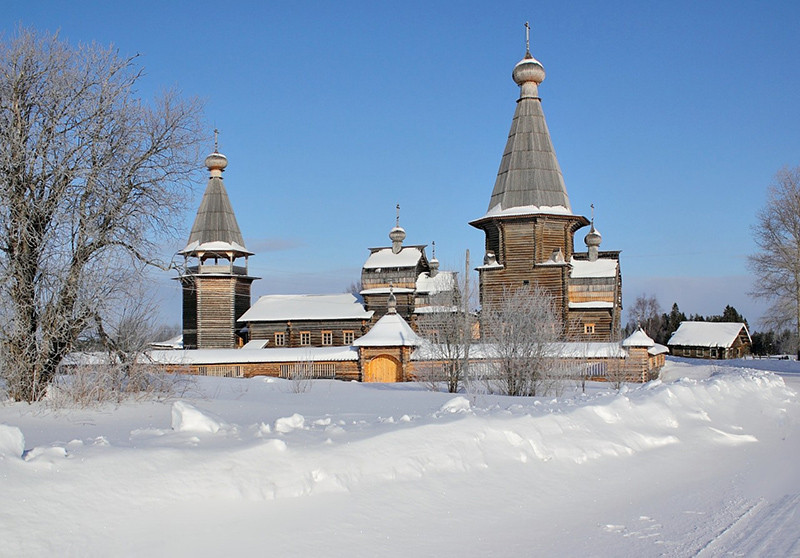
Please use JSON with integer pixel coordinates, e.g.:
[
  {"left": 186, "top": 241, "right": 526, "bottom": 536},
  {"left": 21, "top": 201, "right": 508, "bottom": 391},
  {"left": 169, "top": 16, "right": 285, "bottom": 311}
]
[
  {"left": 180, "top": 240, "right": 252, "bottom": 256},
  {"left": 242, "top": 339, "right": 269, "bottom": 349},
  {"left": 622, "top": 327, "right": 655, "bottom": 348},
  {"left": 363, "top": 247, "right": 423, "bottom": 269},
  {"left": 360, "top": 287, "right": 415, "bottom": 295},
  {"left": 648, "top": 343, "right": 669, "bottom": 356},
  {"left": 147, "top": 346, "right": 359, "bottom": 365},
  {"left": 239, "top": 293, "right": 373, "bottom": 323},
  {"left": 352, "top": 313, "right": 422, "bottom": 347},
  {"left": 414, "top": 305, "right": 459, "bottom": 314},
  {"left": 415, "top": 271, "right": 456, "bottom": 294},
  {"left": 568, "top": 301, "right": 614, "bottom": 309},
  {"left": 412, "top": 342, "right": 626, "bottom": 361},
  {"left": 472, "top": 204, "right": 575, "bottom": 223},
  {"left": 569, "top": 257, "right": 618, "bottom": 279},
  {"left": 668, "top": 322, "right": 751, "bottom": 348},
  {"left": 150, "top": 334, "right": 183, "bottom": 350}
]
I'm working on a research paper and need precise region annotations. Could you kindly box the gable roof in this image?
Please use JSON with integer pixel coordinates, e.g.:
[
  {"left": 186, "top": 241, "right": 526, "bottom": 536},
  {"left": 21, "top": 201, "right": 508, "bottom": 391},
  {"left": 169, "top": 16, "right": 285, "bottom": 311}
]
[
  {"left": 238, "top": 293, "right": 373, "bottom": 323},
  {"left": 352, "top": 312, "right": 421, "bottom": 347},
  {"left": 363, "top": 246, "right": 424, "bottom": 270},
  {"left": 668, "top": 322, "right": 751, "bottom": 348}
]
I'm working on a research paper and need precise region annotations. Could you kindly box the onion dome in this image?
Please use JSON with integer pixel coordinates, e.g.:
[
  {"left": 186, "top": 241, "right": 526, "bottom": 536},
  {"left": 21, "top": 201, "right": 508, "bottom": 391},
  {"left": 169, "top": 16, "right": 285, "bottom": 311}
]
[
  {"left": 205, "top": 151, "right": 228, "bottom": 174},
  {"left": 512, "top": 51, "right": 546, "bottom": 87},
  {"left": 389, "top": 225, "right": 406, "bottom": 244},
  {"left": 584, "top": 223, "right": 602, "bottom": 248}
]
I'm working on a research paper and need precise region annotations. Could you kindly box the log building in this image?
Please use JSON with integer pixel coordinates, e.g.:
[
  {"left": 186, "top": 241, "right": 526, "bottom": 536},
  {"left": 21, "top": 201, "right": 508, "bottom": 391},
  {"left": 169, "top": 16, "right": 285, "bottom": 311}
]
[{"left": 470, "top": 44, "right": 622, "bottom": 341}]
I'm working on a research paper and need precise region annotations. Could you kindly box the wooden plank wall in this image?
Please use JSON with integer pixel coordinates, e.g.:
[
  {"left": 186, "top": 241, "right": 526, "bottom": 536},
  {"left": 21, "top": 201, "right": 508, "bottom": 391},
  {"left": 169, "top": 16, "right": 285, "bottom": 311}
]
[{"left": 248, "top": 319, "right": 370, "bottom": 347}]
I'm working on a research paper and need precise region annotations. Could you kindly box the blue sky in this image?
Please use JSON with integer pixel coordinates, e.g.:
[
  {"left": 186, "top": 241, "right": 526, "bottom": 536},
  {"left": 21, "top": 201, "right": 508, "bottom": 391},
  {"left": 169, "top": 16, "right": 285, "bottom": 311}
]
[{"left": 5, "top": 1, "right": 800, "bottom": 327}]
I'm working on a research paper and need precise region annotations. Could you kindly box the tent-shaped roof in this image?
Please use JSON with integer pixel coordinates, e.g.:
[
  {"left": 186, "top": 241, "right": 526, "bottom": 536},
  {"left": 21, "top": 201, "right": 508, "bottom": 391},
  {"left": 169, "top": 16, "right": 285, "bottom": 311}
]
[
  {"left": 668, "top": 322, "right": 751, "bottom": 348},
  {"left": 352, "top": 312, "right": 421, "bottom": 347},
  {"left": 475, "top": 51, "right": 573, "bottom": 221},
  {"left": 239, "top": 293, "right": 373, "bottom": 323},
  {"left": 180, "top": 152, "right": 251, "bottom": 257},
  {"left": 622, "top": 327, "right": 655, "bottom": 348}
]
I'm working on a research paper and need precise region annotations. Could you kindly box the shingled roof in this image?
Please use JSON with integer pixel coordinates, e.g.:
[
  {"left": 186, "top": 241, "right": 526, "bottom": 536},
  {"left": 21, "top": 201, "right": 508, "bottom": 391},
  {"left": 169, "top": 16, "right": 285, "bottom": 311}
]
[
  {"left": 181, "top": 151, "right": 251, "bottom": 256},
  {"left": 482, "top": 52, "right": 573, "bottom": 218}
]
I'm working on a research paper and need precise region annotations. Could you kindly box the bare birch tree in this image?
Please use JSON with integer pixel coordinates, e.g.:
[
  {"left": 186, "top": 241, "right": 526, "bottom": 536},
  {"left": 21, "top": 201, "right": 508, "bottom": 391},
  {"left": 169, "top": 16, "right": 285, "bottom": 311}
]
[
  {"left": 625, "top": 293, "right": 662, "bottom": 337},
  {"left": 0, "top": 28, "right": 203, "bottom": 401},
  {"left": 748, "top": 166, "right": 800, "bottom": 358},
  {"left": 481, "top": 285, "right": 564, "bottom": 397}
]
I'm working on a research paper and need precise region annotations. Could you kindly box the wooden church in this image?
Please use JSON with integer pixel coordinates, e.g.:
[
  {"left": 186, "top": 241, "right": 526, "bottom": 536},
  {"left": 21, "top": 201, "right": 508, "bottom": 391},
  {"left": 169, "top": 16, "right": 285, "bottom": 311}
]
[
  {"left": 153, "top": 34, "right": 648, "bottom": 383},
  {"left": 470, "top": 38, "right": 622, "bottom": 341}
]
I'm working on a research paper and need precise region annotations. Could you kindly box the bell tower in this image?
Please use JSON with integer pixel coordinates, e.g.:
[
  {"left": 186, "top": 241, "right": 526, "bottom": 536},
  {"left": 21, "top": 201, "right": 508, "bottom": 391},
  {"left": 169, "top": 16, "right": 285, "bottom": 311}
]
[{"left": 178, "top": 147, "right": 257, "bottom": 349}]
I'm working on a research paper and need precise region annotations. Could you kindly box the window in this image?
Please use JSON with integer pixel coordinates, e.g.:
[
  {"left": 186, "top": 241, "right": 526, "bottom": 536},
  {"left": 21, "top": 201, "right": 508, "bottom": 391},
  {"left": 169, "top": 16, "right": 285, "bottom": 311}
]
[
  {"left": 300, "top": 331, "right": 311, "bottom": 346},
  {"left": 343, "top": 330, "right": 355, "bottom": 345},
  {"left": 274, "top": 332, "right": 285, "bottom": 347},
  {"left": 584, "top": 323, "right": 595, "bottom": 335},
  {"left": 322, "top": 331, "right": 333, "bottom": 346}
]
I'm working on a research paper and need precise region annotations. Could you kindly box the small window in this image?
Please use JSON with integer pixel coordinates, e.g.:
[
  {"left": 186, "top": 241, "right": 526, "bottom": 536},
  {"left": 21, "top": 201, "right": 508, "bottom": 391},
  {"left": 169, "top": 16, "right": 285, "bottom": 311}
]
[
  {"left": 343, "top": 330, "right": 355, "bottom": 345},
  {"left": 522, "top": 280, "right": 530, "bottom": 286},
  {"left": 322, "top": 331, "right": 333, "bottom": 346},
  {"left": 584, "top": 323, "right": 595, "bottom": 335},
  {"left": 274, "top": 332, "right": 285, "bottom": 347},
  {"left": 300, "top": 331, "right": 311, "bottom": 346}
]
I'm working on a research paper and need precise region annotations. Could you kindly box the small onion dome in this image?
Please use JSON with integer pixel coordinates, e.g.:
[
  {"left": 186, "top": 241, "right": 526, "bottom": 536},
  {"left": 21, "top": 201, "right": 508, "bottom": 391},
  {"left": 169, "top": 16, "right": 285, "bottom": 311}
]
[
  {"left": 205, "top": 151, "right": 228, "bottom": 172},
  {"left": 389, "top": 225, "right": 406, "bottom": 244},
  {"left": 512, "top": 52, "right": 545, "bottom": 86},
  {"left": 584, "top": 223, "right": 602, "bottom": 248}
]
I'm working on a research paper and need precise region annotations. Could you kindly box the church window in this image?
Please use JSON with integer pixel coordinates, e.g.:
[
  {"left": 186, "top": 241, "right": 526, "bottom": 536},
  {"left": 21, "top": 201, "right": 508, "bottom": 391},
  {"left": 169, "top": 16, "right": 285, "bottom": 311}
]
[
  {"left": 274, "top": 332, "right": 285, "bottom": 347},
  {"left": 584, "top": 323, "right": 595, "bottom": 335},
  {"left": 343, "top": 330, "right": 355, "bottom": 345},
  {"left": 300, "top": 331, "right": 311, "bottom": 346},
  {"left": 322, "top": 331, "right": 333, "bottom": 345}
]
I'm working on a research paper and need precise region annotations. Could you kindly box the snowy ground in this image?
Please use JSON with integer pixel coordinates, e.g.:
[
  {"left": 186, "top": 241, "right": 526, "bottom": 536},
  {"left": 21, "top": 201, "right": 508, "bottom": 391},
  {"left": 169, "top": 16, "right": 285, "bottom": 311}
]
[{"left": 2, "top": 357, "right": 799, "bottom": 557}]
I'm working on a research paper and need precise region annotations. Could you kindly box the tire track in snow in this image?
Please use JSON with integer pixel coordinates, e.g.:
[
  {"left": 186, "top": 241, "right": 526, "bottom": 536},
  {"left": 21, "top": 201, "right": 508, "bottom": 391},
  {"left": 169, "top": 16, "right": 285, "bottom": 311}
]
[{"left": 695, "top": 493, "right": 800, "bottom": 557}]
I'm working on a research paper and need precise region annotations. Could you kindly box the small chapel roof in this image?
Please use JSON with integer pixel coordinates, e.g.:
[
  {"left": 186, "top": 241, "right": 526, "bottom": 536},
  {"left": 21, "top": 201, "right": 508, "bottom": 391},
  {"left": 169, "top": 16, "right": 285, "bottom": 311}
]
[
  {"left": 352, "top": 312, "right": 422, "bottom": 347},
  {"left": 180, "top": 150, "right": 252, "bottom": 257},
  {"left": 239, "top": 293, "right": 373, "bottom": 323},
  {"left": 622, "top": 327, "right": 655, "bottom": 348}
]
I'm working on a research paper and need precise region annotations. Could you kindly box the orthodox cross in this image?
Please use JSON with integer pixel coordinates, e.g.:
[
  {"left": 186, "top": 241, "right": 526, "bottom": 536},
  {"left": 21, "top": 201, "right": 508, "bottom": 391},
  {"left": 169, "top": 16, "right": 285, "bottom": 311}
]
[
  {"left": 525, "top": 21, "right": 531, "bottom": 54},
  {"left": 432, "top": 240, "right": 436, "bottom": 259},
  {"left": 590, "top": 203, "right": 595, "bottom": 225},
  {"left": 395, "top": 203, "right": 401, "bottom": 227},
  {"left": 214, "top": 128, "right": 219, "bottom": 152}
]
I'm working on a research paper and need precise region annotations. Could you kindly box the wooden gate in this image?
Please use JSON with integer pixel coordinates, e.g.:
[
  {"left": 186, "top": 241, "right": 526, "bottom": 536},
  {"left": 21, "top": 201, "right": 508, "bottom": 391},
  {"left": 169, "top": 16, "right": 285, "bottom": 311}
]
[{"left": 364, "top": 355, "right": 400, "bottom": 383}]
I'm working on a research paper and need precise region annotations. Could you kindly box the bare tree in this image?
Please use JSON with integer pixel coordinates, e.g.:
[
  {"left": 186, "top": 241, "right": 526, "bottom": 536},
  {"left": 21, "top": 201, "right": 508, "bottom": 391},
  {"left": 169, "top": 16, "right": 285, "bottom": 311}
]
[
  {"left": 626, "top": 293, "right": 663, "bottom": 338},
  {"left": 748, "top": 166, "right": 800, "bottom": 359},
  {"left": 415, "top": 251, "right": 477, "bottom": 393},
  {"left": 481, "top": 285, "right": 564, "bottom": 397},
  {"left": 0, "top": 28, "right": 203, "bottom": 401}
]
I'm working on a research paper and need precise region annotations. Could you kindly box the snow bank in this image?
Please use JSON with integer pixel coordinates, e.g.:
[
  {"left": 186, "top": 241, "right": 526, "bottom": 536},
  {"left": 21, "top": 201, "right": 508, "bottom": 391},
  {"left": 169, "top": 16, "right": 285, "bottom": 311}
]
[
  {"left": 0, "top": 424, "right": 24, "bottom": 459},
  {"left": 1, "top": 365, "right": 798, "bottom": 556}
]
